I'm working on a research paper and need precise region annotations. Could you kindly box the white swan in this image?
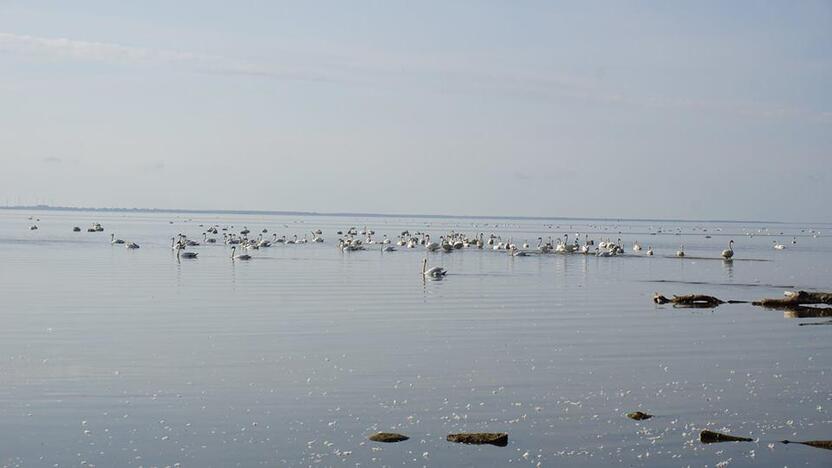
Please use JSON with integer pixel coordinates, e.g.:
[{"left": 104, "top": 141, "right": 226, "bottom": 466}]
[
  {"left": 176, "top": 246, "right": 198, "bottom": 259},
  {"left": 111, "top": 233, "right": 125, "bottom": 245},
  {"left": 676, "top": 244, "right": 685, "bottom": 257},
  {"left": 422, "top": 258, "right": 447, "bottom": 279},
  {"left": 440, "top": 237, "right": 453, "bottom": 252},
  {"left": 773, "top": 241, "right": 786, "bottom": 250},
  {"left": 632, "top": 241, "right": 642, "bottom": 252},
  {"left": 126, "top": 242, "right": 140, "bottom": 249},
  {"left": 509, "top": 246, "right": 528, "bottom": 256},
  {"left": 425, "top": 235, "right": 440, "bottom": 252},
  {"left": 231, "top": 246, "right": 252, "bottom": 260},
  {"left": 721, "top": 240, "right": 734, "bottom": 259},
  {"left": 646, "top": 245, "right": 654, "bottom": 256}
]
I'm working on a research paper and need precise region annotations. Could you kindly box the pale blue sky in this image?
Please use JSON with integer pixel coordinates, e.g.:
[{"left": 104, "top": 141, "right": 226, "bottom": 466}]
[{"left": 1, "top": 1, "right": 830, "bottom": 221}]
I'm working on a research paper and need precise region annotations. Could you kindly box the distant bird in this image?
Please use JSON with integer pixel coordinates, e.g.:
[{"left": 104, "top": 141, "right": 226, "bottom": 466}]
[
  {"left": 632, "top": 241, "right": 642, "bottom": 252},
  {"left": 646, "top": 245, "right": 654, "bottom": 256},
  {"left": 676, "top": 244, "right": 685, "bottom": 257},
  {"left": 126, "top": 242, "right": 140, "bottom": 249},
  {"left": 773, "top": 241, "right": 786, "bottom": 250},
  {"left": 111, "top": 233, "right": 125, "bottom": 245},
  {"left": 231, "top": 246, "right": 251, "bottom": 260},
  {"left": 422, "top": 258, "right": 447, "bottom": 279},
  {"left": 381, "top": 245, "right": 396, "bottom": 252},
  {"left": 721, "top": 240, "right": 734, "bottom": 259}
]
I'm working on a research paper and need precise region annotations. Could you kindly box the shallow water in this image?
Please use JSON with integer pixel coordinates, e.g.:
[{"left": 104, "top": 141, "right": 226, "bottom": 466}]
[{"left": 0, "top": 210, "right": 830, "bottom": 467}]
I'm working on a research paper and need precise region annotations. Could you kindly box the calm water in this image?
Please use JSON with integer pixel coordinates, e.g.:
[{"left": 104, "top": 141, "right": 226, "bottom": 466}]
[{"left": 1, "top": 210, "right": 830, "bottom": 467}]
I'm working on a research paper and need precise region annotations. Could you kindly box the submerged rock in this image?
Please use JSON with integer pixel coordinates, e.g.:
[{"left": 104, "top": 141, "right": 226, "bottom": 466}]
[
  {"left": 368, "top": 432, "right": 409, "bottom": 443},
  {"left": 700, "top": 430, "right": 753, "bottom": 443},
  {"left": 446, "top": 432, "right": 508, "bottom": 447},
  {"left": 782, "top": 440, "right": 832, "bottom": 450},
  {"left": 627, "top": 411, "right": 653, "bottom": 421}
]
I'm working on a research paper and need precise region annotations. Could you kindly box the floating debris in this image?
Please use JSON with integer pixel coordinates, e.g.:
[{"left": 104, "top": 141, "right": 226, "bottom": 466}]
[
  {"left": 781, "top": 440, "right": 832, "bottom": 450},
  {"left": 368, "top": 432, "right": 409, "bottom": 443},
  {"left": 627, "top": 411, "right": 653, "bottom": 421},
  {"left": 700, "top": 430, "right": 753, "bottom": 443},
  {"left": 446, "top": 432, "right": 508, "bottom": 447}
]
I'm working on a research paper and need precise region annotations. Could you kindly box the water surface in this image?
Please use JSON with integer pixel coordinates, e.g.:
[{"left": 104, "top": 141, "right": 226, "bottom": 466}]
[{"left": 1, "top": 210, "right": 830, "bottom": 467}]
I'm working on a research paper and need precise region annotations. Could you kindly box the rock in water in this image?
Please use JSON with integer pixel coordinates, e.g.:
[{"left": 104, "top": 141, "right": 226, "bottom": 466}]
[
  {"left": 368, "top": 432, "right": 409, "bottom": 443},
  {"left": 446, "top": 432, "right": 508, "bottom": 447},
  {"left": 782, "top": 440, "right": 832, "bottom": 450},
  {"left": 700, "top": 430, "right": 753, "bottom": 443},
  {"left": 627, "top": 411, "right": 653, "bottom": 421}
]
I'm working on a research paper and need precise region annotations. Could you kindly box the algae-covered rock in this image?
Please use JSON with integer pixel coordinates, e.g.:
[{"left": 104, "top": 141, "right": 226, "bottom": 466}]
[
  {"left": 368, "top": 432, "right": 409, "bottom": 443},
  {"left": 446, "top": 432, "right": 508, "bottom": 447},
  {"left": 700, "top": 430, "right": 753, "bottom": 443},
  {"left": 627, "top": 411, "right": 653, "bottom": 421},
  {"left": 782, "top": 440, "right": 832, "bottom": 450}
]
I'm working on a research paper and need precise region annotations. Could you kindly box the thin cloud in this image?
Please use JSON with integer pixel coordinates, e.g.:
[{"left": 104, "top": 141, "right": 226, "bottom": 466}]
[
  {"left": 0, "top": 32, "right": 326, "bottom": 82},
  {"left": 1, "top": 32, "right": 826, "bottom": 123}
]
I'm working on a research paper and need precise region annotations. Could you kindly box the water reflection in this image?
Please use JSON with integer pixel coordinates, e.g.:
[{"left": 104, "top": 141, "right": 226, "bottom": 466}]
[
  {"left": 783, "top": 306, "right": 832, "bottom": 318},
  {"left": 722, "top": 258, "right": 734, "bottom": 281}
]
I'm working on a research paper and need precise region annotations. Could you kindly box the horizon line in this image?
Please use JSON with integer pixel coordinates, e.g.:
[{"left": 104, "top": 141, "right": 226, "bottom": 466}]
[{"left": 1, "top": 204, "right": 829, "bottom": 226}]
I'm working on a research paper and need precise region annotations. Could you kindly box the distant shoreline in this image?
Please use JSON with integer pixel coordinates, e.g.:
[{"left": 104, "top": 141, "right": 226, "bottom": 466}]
[{"left": 2, "top": 204, "right": 824, "bottom": 226}]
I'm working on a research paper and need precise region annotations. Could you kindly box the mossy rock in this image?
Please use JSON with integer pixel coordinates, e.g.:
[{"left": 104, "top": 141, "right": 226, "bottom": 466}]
[
  {"left": 368, "top": 432, "right": 409, "bottom": 443},
  {"left": 782, "top": 440, "right": 832, "bottom": 450},
  {"left": 446, "top": 432, "right": 508, "bottom": 447},
  {"left": 700, "top": 430, "right": 752, "bottom": 443},
  {"left": 627, "top": 411, "right": 653, "bottom": 421}
]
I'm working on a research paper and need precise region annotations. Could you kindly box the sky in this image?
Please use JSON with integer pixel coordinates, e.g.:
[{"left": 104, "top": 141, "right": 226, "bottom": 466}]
[{"left": 0, "top": 1, "right": 830, "bottom": 221}]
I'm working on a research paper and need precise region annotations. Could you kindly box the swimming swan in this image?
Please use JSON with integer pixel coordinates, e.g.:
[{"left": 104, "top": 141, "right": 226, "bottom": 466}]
[{"left": 422, "top": 258, "right": 447, "bottom": 279}]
